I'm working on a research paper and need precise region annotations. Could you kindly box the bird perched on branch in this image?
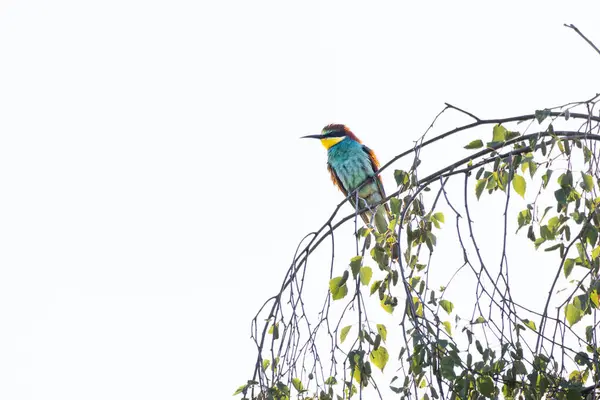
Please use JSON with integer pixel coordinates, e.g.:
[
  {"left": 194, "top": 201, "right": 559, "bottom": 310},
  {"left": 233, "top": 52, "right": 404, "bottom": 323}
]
[{"left": 302, "top": 124, "right": 390, "bottom": 229}]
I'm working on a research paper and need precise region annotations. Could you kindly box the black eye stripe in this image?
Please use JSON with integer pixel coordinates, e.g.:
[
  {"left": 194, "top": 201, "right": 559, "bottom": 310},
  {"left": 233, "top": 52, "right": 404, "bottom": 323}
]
[{"left": 324, "top": 131, "right": 346, "bottom": 138}]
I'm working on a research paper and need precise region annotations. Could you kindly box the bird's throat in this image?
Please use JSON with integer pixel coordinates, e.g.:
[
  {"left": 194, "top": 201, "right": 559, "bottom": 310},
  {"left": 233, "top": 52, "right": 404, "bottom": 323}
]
[{"left": 320, "top": 136, "right": 345, "bottom": 149}]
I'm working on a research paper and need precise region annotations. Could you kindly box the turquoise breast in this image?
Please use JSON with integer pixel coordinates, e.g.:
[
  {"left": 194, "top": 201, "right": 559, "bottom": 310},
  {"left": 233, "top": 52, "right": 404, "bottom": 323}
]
[{"left": 328, "top": 140, "right": 383, "bottom": 207}]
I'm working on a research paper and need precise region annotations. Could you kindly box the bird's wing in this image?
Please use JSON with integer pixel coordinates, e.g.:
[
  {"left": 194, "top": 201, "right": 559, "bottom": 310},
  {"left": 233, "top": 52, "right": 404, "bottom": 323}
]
[
  {"left": 363, "top": 145, "right": 381, "bottom": 170},
  {"left": 328, "top": 162, "right": 371, "bottom": 225},
  {"left": 327, "top": 162, "right": 348, "bottom": 197},
  {"left": 363, "top": 145, "right": 391, "bottom": 215}
]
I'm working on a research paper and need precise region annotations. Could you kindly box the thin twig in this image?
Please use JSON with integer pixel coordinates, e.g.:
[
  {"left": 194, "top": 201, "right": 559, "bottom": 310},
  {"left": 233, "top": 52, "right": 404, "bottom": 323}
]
[
  {"left": 564, "top": 23, "right": 600, "bottom": 57},
  {"left": 445, "top": 103, "right": 481, "bottom": 121}
]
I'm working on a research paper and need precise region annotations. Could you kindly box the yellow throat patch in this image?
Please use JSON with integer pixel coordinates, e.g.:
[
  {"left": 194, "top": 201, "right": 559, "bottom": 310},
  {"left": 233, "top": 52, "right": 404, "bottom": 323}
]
[{"left": 319, "top": 136, "right": 346, "bottom": 149}]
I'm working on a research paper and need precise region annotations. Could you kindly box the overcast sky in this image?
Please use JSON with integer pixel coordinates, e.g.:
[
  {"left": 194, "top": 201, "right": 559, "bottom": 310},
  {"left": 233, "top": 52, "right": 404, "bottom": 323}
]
[{"left": 1, "top": 1, "right": 600, "bottom": 399}]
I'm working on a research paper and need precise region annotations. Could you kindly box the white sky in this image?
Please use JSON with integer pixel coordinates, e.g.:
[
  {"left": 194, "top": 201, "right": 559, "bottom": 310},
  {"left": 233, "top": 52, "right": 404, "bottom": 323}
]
[{"left": 1, "top": 1, "right": 600, "bottom": 399}]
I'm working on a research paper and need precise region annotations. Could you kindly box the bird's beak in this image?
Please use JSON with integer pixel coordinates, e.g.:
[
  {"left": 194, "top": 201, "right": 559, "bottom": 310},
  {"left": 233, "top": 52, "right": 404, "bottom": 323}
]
[{"left": 301, "top": 134, "right": 325, "bottom": 139}]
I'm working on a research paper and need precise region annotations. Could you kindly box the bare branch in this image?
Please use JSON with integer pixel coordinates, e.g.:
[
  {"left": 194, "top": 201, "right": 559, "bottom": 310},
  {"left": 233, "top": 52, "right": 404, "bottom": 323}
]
[
  {"left": 564, "top": 23, "right": 600, "bottom": 57},
  {"left": 444, "top": 102, "right": 481, "bottom": 121}
]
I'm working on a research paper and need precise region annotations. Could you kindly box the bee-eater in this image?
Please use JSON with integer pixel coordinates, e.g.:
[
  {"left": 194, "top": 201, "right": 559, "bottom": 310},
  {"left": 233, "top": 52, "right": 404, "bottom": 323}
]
[{"left": 302, "top": 124, "right": 390, "bottom": 227}]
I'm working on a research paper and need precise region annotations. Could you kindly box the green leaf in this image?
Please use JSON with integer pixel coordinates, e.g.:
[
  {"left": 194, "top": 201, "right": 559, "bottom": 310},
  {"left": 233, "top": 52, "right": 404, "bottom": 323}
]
[
  {"left": 506, "top": 130, "right": 521, "bottom": 140},
  {"left": 274, "top": 382, "right": 289, "bottom": 396},
  {"left": 329, "top": 277, "right": 348, "bottom": 300},
  {"left": 426, "top": 232, "right": 437, "bottom": 251},
  {"left": 584, "top": 146, "right": 592, "bottom": 163},
  {"left": 440, "top": 356, "right": 456, "bottom": 379},
  {"left": 464, "top": 139, "right": 484, "bottom": 149},
  {"left": 575, "top": 352, "right": 590, "bottom": 366},
  {"left": 592, "top": 247, "right": 600, "bottom": 261},
  {"left": 492, "top": 124, "right": 507, "bottom": 142},
  {"left": 563, "top": 258, "right": 575, "bottom": 278},
  {"left": 512, "top": 174, "right": 526, "bottom": 198},
  {"left": 370, "top": 245, "right": 388, "bottom": 269},
  {"left": 522, "top": 319, "right": 536, "bottom": 331},
  {"left": 517, "top": 209, "right": 532, "bottom": 231},
  {"left": 442, "top": 321, "right": 452, "bottom": 335},
  {"left": 340, "top": 325, "right": 352, "bottom": 344},
  {"left": 380, "top": 296, "right": 394, "bottom": 314},
  {"left": 475, "top": 167, "right": 485, "bottom": 179},
  {"left": 369, "top": 346, "right": 389, "bottom": 371},
  {"left": 566, "top": 386, "right": 582, "bottom": 400},
  {"left": 268, "top": 323, "right": 279, "bottom": 340},
  {"left": 547, "top": 216, "right": 560, "bottom": 231},
  {"left": 497, "top": 170, "right": 508, "bottom": 191},
  {"left": 527, "top": 225, "right": 536, "bottom": 241},
  {"left": 370, "top": 280, "right": 381, "bottom": 295},
  {"left": 554, "top": 188, "right": 567, "bottom": 204},
  {"left": 559, "top": 171, "right": 573, "bottom": 188},
  {"left": 540, "top": 225, "right": 553, "bottom": 240},
  {"left": 527, "top": 160, "right": 537, "bottom": 178},
  {"left": 350, "top": 256, "right": 362, "bottom": 278},
  {"left": 292, "top": 377, "right": 304, "bottom": 392},
  {"left": 564, "top": 139, "right": 572, "bottom": 155},
  {"left": 535, "top": 109, "right": 550, "bottom": 123},
  {"left": 433, "top": 212, "right": 445, "bottom": 223},
  {"left": 376, "top": 324, "right": 387, "bottom": 342},
  {"left": 440, "top": 299, "right": 454, "bottom": 314},
  {"left": 374, "top": 206, "right": 388, "bottom": 233},
  {"left": 394, "top": 169, "right": 409, "bottom": 187},
  {"left": 357, "top": 226, "right": 370, "bottom": 238},
  {"left": 475, "top": 179, "right": 486, "bottom": 199},
  {"left": 590, "top": 290, "right": 599, "bottom": 309},
  {"left": 233, "top": 384, "right": 248, "bottom": 395},
  {"left": 390, "top": 197, "right": 401, "bottom": 216},
  {"left": 325, "top": 376, "right": 337, "bottom": 385},
  {"left": 477, "top": 376, "right": 495, "bottom": 397},
  {"left": 262, "top": 359, "right": 270, "bottom": 371},
  {"left": 586, "top": 326, "right": 594, "bottom": 342},
  {"left": 540, "top": 206, "right": 552, "bottom": 223},
  {"left": 534, "top": 237, "right": 546, "bottom": 249},
  {"left": 586, "top": 225, "right": 598, "bottom": 246},
  {"left": 540, "top": 139, "right": 547, "bottom": 155},
  {"left": 475, "top": 340, "right": 484, "bottom": 354},
  {"left": 544, "top": 243, "right": 562, "bottom": 252},
  {"left": 542, "top": 169, "right": 553, "bottom": 188},
  {"left": 359, "top": 266, "right": 372, "bottom": 286},
  {"left": 565, "top": 303, "right": 583, "bottom": 326},
  {"left": 351, "top": 365, "right": 361, "bottom": 385},
  {"left": 513, "top": 360, "right": 527, "bottom": 375},
  {"left": 582, "top": 172, "right": 594, "bottom": 192}
]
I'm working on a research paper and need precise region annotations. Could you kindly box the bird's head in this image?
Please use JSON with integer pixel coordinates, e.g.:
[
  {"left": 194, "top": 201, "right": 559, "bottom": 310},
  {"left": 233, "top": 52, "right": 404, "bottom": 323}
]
[{"left": 302, "top": 124, "right": 362, "bottom": 149}]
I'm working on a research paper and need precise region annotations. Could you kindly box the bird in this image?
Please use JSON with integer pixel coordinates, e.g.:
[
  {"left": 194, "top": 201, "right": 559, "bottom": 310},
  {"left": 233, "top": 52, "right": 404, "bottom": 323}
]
[{"left": 302, "top": 124, "right": 390, "bottom": 229}]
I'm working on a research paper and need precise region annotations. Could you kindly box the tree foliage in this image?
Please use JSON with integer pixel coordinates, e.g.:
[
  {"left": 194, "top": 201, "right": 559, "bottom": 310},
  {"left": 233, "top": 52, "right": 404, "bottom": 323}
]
[{"left": 236, "top": 26, "right": 600, "bottom": 400}]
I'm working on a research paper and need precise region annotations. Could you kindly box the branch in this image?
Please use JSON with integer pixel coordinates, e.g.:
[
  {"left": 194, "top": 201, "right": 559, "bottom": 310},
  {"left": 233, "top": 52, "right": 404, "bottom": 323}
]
[
  {"left": 444, "top": 103, "right": 481, "bottom": 121},
  {"left": 564, "top": 23, "right": 600, "bottom": 57},
  {"left": 247, "top": 96, "right": 600, "bottom": 399},
  {"left": 377, "top": 111, "right": 600, "bottom": 177}
]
